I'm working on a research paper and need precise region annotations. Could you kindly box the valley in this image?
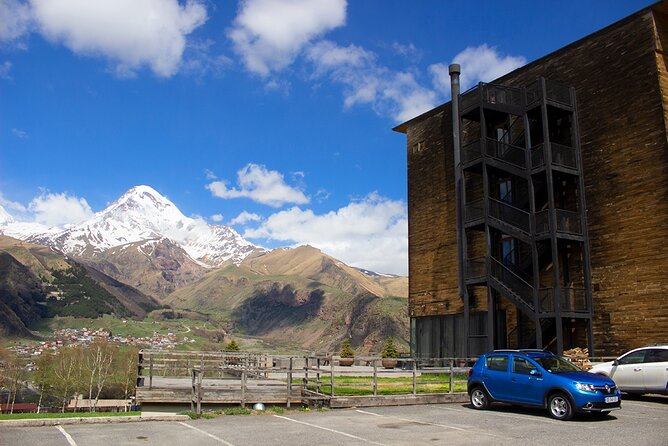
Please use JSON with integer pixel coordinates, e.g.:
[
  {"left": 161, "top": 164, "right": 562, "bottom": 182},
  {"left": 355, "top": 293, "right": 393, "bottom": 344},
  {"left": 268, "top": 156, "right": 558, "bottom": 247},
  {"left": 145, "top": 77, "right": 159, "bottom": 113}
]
[{"left": 0, "top": 186, "right": 409, "bottom": 356}]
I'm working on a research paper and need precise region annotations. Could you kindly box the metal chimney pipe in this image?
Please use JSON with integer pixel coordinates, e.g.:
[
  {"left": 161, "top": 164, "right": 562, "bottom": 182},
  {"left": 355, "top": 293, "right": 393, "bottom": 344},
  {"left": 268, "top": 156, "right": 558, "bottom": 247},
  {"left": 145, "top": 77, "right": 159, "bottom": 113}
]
[
  {"left": 449, "top": 64, "right": 461, "bottom": 169},
  {"left": 450, "top": 63, "right": 468, "bottom": 356},
  {"left": 449, "top": 64, "right": 464, "bottom": 296}
]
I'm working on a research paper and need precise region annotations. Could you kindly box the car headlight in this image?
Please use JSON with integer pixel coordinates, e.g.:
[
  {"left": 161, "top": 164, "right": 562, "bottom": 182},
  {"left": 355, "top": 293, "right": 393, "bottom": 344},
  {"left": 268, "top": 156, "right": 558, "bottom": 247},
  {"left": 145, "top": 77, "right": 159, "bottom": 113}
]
[{"left": 575, "top": 382, "right": 596, "bottom": 393}]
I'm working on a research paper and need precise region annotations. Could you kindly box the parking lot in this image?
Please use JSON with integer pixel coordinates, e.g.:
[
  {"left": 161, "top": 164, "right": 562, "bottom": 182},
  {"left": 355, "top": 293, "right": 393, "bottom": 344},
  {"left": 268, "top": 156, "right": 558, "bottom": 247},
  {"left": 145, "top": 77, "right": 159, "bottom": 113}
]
[{"left": 2, "top": 396, "right": 667, "bottom": 446}]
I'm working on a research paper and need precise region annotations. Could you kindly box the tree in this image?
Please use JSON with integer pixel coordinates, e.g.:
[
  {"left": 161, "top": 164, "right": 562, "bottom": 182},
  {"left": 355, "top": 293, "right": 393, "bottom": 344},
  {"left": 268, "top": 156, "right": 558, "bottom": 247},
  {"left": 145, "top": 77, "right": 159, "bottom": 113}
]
[
  {"left": 381, "top": 338, "right": 399, "bottom": 358},
  {"left": 339, "top": 339, "right": 354, "bottom": 358},
  {"left": 51, "top": 347, "right": 84, "bottom": 412},
  {"left": 225, "top": 339, "right": 240, "bottom": 351},
  {"left": 84, "top": 341, "right": 115, "bottom": 412}
]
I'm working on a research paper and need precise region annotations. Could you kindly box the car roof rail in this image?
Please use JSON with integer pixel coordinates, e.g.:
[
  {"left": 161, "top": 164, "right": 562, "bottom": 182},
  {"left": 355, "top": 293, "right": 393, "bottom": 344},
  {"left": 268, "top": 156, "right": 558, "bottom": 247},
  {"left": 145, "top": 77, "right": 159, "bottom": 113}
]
[{"left": 492, "top": 349, "right": 548, "bottom": 353}]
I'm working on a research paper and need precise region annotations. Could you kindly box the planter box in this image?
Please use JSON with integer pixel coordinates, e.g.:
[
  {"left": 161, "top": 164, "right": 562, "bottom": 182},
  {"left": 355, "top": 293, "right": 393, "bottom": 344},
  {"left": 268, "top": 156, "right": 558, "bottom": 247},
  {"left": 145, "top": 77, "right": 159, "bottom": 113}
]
[
  {"left": 381, "top": 359, "right": 398, "bottom": 369},
  {"left": 339, "top": 358, "right": 354, "bottom": 366}
]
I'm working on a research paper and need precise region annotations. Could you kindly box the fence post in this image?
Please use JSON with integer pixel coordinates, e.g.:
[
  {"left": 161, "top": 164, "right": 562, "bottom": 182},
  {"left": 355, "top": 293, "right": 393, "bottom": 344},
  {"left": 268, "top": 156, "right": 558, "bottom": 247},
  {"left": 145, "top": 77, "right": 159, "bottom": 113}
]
[
  {"left": 241, "top": 369, "right": 246, "bottom": 408},
  {"left": 286, "top": 357, "right": 293, "bottom": 408},
  {"left": 149, "top": 355, "right": 153, "bottom": 390},
  {"left": 412, "top": 359, "right": 417, "bottom": 395},
  {"left": 316, "top": 358, "right": 321, "bottom": 394},
  {"left": 373, "top": 359, "right": 378, "bottom": 397},
  {"left": 449, "top": 359, "right": 454, "bottom": 394},
  {"left": 330, "top": 356, "right": 335, "bottom": 397}
]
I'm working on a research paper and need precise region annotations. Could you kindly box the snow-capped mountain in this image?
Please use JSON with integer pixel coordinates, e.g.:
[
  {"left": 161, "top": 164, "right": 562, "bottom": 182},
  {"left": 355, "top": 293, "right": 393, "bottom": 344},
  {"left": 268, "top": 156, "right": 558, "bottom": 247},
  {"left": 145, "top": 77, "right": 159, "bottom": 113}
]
[
  {"left": 0, "top": 205, "right": 14, "bottom": 224},
  {"left": 1, "top": 185, "right": 262, "bottom": 266}
]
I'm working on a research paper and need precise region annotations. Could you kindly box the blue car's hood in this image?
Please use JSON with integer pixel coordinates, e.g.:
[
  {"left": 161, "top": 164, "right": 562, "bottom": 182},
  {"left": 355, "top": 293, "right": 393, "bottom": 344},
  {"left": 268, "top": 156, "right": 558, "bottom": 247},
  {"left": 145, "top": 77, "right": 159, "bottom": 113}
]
[{"left": 555, "top": 371, "right": 615, "bottom": 386}]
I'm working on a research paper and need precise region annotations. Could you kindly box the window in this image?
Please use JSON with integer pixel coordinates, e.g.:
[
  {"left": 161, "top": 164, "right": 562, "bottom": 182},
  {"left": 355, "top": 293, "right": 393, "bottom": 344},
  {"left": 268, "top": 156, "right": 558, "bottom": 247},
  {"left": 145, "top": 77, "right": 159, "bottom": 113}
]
[
  {"left": 618, "top": 350, "right": 646, "bottom": 365},
  {"left": 513, "top": 357, "right": 535, "bottom": 375},
  {"left": 644, "top": 349, "right": 668, "bottom": 363},
  {"left": 412, "top": 141, "right": 425, "bottom": 154},
  {"left": 486, "top": 355, "right": 508, "bottom": 372}
]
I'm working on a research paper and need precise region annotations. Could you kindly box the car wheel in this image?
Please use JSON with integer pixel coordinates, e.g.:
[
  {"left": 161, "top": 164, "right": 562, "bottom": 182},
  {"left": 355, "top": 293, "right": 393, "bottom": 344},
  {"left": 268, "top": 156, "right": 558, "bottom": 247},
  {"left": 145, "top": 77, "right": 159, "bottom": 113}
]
[
  {"left": 470, "top": 387, "right": 490, "bottom": 410},
  {"left": 548, "top": 393, "right": 573, "bottom": 421}
]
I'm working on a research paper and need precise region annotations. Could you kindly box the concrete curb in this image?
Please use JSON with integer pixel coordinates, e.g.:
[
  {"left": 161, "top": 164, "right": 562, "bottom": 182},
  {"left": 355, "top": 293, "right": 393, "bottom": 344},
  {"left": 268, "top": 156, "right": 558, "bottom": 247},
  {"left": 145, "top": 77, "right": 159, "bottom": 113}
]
[{"left": 0, "top": 414, "right": 189, "bottom": 428}]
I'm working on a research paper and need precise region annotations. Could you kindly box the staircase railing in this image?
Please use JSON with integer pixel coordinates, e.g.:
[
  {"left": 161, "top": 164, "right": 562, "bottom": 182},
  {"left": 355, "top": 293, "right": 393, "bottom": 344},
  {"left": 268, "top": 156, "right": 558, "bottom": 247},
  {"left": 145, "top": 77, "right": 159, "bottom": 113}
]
[
  {"left": 489, "top": 257, "right": 534, "bottom": 310},
  {"left": 488, "top": 197, "right": 531, "bottom": 234},
  {"left": 551, "top": 143, "right": 578, "bottom": 170},
  {"left": 484, "top": 138, "right": 526, "bottom": 169}
]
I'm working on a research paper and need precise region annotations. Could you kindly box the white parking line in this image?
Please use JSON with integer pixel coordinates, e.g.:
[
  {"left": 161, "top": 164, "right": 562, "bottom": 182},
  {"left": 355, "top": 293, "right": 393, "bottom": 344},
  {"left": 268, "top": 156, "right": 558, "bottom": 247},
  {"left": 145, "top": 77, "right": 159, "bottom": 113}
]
[
  {"left": 56, "top": 425, "right": 78, "bottom": 446},
  {"left": 434, "top": 405, "right": 596, "bottom": 428},
  {"left": 273, "top": 414, "right": 387, "bottom": 446},
  {"left": 178, "top": 422, "right": 236, "bottom": 446},
  {"left": 355, "top": 409, "right": 503, "bottom": 438}
]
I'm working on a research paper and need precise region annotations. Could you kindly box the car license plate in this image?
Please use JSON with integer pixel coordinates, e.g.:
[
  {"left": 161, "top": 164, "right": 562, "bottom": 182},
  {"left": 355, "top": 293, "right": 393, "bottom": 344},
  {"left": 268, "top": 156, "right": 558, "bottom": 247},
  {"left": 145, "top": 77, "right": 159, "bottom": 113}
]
[{"left": 605, "top": 396, "right": 619, "bottom": 403}]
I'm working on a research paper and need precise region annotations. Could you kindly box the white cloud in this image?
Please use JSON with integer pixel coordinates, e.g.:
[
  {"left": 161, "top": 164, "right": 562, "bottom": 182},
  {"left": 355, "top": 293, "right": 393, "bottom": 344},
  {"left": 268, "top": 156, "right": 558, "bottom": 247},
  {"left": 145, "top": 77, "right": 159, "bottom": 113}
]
[
  {"left": 307, "top": 40, "right": 436, "bottom": 122},
  {"left": 244, "top": 192, "right": 407, "bottom": 275},
  {"left": 30, "top": 0, "right": 208, "bottom": 78},
  {"left": 28, "top": 191, "right": 93, "bottom": 226},
  {"left": 0, "top": 0, "right": 32, "bottom": 43},
  {"left": 430, "top": 44, "right": 527, "bottom": 94},
  {"left": 0, "top": 60, "right": 12, "bottom": 79},
  {"left": 0, "top": 192, "right": 27, "bottom": 213},
  {"left": 229, "top": 211, "right": 262, "bottom": 226},
  {"left": 210, "top": 213, "right": 223, "bottom": 222},
  {"left": 228, "top": 0, "right": 346, "bottom": 76},
  {"left": 11, "top": 127, "right": 28, "bottom": 138},
  {"left": 204, "top": 169, "right": 217, "bottom": 180},
  {"left": 206, "top": 163, "right": 309, "bottom": 207}
]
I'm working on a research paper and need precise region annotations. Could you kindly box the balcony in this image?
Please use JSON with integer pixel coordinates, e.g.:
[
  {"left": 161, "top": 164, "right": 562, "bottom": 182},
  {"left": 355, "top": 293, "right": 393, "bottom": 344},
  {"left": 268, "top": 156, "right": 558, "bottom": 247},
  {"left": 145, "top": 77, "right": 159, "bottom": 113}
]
[
  {"left": 465, "top": 257, "right": 486, "bottom": 282},
  {"left": 530, "top": 143, "right": 578, "bottom": 171},
  {"left": 526, "top": 80, "right": 572, "bottom": 107},
  {"left": 561, "top": 288, "right": 588, "bottom": 312},
  {"left": 461, "top": 83, "right": 523, "bottom": 111},
  {"left": 534, "top": 209, "right": 582, "bottom": 236}
]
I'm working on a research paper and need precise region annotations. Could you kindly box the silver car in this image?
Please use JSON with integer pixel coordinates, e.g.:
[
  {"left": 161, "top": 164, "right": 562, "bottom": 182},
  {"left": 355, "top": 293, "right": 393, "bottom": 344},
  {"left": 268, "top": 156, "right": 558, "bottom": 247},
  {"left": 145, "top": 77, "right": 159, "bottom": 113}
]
[{"left": 589, "top": 345, "right": 668, "bottom": 395}]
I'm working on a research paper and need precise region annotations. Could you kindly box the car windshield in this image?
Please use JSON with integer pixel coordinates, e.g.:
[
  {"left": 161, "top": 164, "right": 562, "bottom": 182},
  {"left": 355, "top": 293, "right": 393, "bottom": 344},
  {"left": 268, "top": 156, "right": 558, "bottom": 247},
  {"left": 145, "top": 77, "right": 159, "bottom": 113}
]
[{"left": 534, "top": 356, "right": 582, "bottom": 373}]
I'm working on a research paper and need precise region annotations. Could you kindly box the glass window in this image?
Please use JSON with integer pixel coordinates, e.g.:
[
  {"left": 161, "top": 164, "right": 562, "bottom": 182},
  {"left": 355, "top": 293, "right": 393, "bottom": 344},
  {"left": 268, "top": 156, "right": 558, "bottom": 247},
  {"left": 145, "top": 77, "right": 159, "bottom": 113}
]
[
  {"left": 618, "top": 350, "right": 646, "bottom": 365},
  {"left": 644, "top": 349, "right": 668, "bottom": 363},
  {"left": 534, "top": 356, "right": 581, "bottom": 373},
  {"left": 486, "top": 355, "right": 508, "bottom": 372},
  {"left": 513, "top": 357, "right": 535, "bottom": 375}
]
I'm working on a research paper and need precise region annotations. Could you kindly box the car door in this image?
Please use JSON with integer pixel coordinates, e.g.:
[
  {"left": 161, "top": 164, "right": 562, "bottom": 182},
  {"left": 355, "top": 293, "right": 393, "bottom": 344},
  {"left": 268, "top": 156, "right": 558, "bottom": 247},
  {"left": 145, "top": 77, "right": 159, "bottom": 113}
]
[
  {"left": 609, "top": 350, "right": 646, "bottom": 392},
  {"left": 507, "top": 355, "right": 543, "bottom": 405},
  {"left": 482, "top": 354, "right": 511, "bottom": 400},
  {"left": 641, "top": 349, "right": 668, "bottom": 393}
]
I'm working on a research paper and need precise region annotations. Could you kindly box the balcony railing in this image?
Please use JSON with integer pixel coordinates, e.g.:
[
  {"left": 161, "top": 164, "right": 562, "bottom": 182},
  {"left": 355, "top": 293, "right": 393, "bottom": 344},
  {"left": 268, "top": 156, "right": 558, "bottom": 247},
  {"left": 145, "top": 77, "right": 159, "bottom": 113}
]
[
  {"left": 460, "top": 83, "right": 523, "bottom": 110},
  {"left": 533, "top": 209, "right": 582, "bottom": 236},
  {"left": 551, "top": 143, "right": 578, "bottom": 170},
  {"left": 561, "top": 288, "right": 588, "bottom": 312},
  {"left": 531, "top": 144, "right": 545, "bottom": 169},
  {"left": 484, "top": 138, "right": 526, "bottom": 169},
  {"left": 462, "top": 140, "right": 483, "bottom": 164},
  {"left": 555, "top": 209, "right": 582, "bottom": 235},
  {"left": 465, "top": 257, "right": 486, "bottom": 281},
  {"left": 464, "top": 199, "right": 484, "bottom": 223},
  {"left": 488, "top": 198, "right": 531, "bottom": 234},
  {"left": 525, "top": 79, "right": 572, "bottom": 107},
  {"left": 534, "top": 210, "right": 550, "bottom": 236}
]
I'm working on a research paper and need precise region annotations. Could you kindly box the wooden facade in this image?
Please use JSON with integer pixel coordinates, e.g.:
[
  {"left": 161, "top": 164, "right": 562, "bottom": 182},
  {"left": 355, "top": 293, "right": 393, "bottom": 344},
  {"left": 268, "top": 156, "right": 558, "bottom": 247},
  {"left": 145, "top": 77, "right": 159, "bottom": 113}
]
[{"left": 395, "top": 3, "right": 668, "bottom": 357}]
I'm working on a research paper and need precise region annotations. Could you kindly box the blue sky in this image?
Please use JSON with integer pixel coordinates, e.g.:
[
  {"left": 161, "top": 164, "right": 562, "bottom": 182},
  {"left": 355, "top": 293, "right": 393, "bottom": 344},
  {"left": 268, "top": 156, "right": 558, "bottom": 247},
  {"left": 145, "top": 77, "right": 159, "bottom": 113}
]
[{"left": 0, "top": 0, "right": 652, "bottom": 274}]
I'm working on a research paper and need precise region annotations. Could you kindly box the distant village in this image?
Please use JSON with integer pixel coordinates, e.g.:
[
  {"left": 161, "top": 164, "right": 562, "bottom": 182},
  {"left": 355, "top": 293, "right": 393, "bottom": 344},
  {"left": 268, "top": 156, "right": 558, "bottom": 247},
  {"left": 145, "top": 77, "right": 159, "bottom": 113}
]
[{"left": 8, "top": 326, "right": 193, "bottom": 359}]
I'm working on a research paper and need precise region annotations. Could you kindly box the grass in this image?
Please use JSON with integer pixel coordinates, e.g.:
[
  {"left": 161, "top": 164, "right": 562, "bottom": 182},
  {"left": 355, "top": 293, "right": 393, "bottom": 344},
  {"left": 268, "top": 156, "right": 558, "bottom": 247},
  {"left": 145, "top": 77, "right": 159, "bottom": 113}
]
[
  {"left": 0, "top": 411, "right": 141, "bottom": 420},
  {"left": 181, "top": 405, "right": 297, "bottom": 419},
  {"left": 304, "top": 373, "right": 468, "bottom": 396}
]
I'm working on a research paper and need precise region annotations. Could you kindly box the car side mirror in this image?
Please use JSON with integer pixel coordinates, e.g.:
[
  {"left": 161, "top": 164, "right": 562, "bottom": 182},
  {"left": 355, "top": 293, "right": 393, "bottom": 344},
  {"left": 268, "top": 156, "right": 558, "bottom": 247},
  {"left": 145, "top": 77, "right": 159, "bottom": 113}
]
[
  {"left": 612, "top": 359, "right": 619, "bottom": 366},
  {"left": 530, "top": 369, "right": 541, "bottom": 377}
]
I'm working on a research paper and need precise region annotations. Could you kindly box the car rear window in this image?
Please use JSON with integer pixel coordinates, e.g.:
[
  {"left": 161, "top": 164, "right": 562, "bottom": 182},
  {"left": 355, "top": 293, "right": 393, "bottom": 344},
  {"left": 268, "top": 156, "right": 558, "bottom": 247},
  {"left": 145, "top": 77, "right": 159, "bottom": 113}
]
[
  {"left": 645, "top": 349, "right": 668, "bottom": 363},
  {"left": 486, "top": 355, "right": 508, "bottom": 371}
]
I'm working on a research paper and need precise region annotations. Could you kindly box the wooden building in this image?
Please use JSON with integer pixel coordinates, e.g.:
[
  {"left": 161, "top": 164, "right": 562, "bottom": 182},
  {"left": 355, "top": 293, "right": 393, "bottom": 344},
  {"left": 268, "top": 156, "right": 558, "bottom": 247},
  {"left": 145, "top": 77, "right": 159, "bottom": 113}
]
[{"left": 394, "top": 1, "right": 668, "bottom": 357}]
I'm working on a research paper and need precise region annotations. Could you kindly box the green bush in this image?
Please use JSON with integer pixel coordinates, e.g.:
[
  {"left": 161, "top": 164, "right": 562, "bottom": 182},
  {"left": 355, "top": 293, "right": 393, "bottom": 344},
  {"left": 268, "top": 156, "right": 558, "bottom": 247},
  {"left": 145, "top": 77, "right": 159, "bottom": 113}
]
[
  {"left": 339, "top": 339, "right": 354, "bottom": 358},
  {"left": 225, "top": 339, "right": 240, "bottom": 351},
  {"left": 381, "top": 337, "right": 399, "bottom": 358}
]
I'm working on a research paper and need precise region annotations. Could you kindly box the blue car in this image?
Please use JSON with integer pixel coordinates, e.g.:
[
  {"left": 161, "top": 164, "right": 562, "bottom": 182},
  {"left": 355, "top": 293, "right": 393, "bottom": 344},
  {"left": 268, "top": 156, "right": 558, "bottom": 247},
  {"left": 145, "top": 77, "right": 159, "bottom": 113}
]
[{"left": 467, "top": 350, "right": 621, "bottom": 420}]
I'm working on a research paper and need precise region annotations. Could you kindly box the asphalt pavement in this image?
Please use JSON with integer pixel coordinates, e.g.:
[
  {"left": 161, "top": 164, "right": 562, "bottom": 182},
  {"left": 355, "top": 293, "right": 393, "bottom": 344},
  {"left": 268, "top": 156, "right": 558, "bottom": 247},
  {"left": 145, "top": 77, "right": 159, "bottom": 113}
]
[{"left": 1, "top": 395, "right": 666, "bottom": 445}]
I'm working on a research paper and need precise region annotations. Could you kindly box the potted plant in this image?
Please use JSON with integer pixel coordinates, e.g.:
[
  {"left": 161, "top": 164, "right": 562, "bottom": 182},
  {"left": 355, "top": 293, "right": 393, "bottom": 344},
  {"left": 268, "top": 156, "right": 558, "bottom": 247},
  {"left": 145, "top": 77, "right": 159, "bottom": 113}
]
[
  {"left": 381, "top": 337, "right": 399, "bottom": 369},
  {"left": 339, "top": 339, "right": 354, "bottom": 366}
]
